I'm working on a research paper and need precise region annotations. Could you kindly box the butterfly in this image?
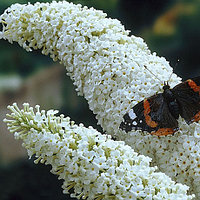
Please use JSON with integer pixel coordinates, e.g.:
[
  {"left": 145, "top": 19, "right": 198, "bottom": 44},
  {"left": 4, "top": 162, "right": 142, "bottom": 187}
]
[{"left": 119, "top": 77, "right": 200, "bottom": 136}]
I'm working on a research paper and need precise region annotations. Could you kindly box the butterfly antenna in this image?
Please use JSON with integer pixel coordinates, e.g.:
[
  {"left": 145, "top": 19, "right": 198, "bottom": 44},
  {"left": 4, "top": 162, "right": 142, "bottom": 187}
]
[
  {"left": 144, "top": 65, "right": 163, "bottom": 84},
  {"left": 168, "top": 59, "right": 179, "bottom": 83}
]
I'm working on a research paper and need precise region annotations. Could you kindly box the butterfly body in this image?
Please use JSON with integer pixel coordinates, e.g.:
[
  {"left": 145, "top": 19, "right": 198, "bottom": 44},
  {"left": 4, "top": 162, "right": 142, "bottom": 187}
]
[
  {"left": 162, "top": 84, "right": 180, "bottom": 119},
  {"left": 119, "top": 77, "right": 200, "bottom": 136}
]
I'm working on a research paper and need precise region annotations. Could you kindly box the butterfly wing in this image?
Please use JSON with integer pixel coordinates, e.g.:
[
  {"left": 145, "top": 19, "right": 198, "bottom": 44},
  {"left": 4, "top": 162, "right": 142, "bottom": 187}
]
[
  {"left": 120, "top": 93, "right": 178, "bottom": 136},
  {"left": 172, "top": 76, "right": 200, "bottom": 123}
]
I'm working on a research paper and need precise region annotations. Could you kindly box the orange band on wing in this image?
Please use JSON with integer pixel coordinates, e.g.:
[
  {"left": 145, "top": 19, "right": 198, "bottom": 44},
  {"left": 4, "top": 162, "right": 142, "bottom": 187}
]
[
  {"left": 192, "top": 111, "right": 200, "bottom": 122},
  {"left": 151, "top": 128, "right": 176, "bottom": 136},
  {"left": 187, "top": 79, "right": 200, "bottom": 94},
  {"left": 144, "top": 99, "right": 158, "bottom": 128}
]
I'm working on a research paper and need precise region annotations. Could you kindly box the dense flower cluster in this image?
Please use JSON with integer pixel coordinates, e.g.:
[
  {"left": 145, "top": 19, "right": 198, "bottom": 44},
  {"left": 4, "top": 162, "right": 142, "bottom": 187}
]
[
  {"left": 4, "top": 103, "right": 195, "bottom": 200},
  {"left": 0, "top": 1, "right": 199, "bottom": 199},
  {"left": 0, "top": 1, "right": 180, "bottom": 131}
]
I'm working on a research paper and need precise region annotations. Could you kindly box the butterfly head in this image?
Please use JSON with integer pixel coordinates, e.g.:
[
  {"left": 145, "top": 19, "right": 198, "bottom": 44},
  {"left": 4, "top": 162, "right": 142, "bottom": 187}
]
[{"left": 163, "top": 81, "right": 170, "bottom": 91}]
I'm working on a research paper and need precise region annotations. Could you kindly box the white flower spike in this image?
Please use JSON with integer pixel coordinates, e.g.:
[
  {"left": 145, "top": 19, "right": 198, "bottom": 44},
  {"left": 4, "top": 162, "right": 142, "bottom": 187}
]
[
  {"left": 4, "top": 103, "right": 194, "bottom": 200},
  {"left": 0, "top": 0, "right": 199, "bottom": 198}
]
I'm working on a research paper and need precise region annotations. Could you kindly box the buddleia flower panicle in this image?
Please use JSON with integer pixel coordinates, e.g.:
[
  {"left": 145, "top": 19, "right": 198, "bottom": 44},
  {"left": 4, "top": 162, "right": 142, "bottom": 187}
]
[
  {"left": 0, "top": 1, "right": 199, "bottom": 198},
  {"left": 4, "top": 103, "right": 194, "bottom": 200}
]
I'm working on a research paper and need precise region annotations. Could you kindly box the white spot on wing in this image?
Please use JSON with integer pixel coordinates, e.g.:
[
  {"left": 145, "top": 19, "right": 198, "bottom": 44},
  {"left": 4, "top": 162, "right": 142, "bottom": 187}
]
[
  {"left": 132, "top": 121, "right": 137, "bottom": 125},
  {"left": 129, "top": 109, "right": 136, "bottom": 119}
]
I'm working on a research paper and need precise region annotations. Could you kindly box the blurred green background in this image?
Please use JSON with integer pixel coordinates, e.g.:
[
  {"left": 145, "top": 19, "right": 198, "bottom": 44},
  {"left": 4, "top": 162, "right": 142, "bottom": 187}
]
[{"left": 0, "top": 0, "right": 200, "bottom": 199}]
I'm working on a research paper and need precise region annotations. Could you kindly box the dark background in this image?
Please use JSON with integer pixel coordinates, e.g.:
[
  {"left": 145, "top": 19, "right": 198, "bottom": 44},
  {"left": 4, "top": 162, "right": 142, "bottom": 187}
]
[{"left": 0, "top": 0, "right": 200, "bottom": 199}]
